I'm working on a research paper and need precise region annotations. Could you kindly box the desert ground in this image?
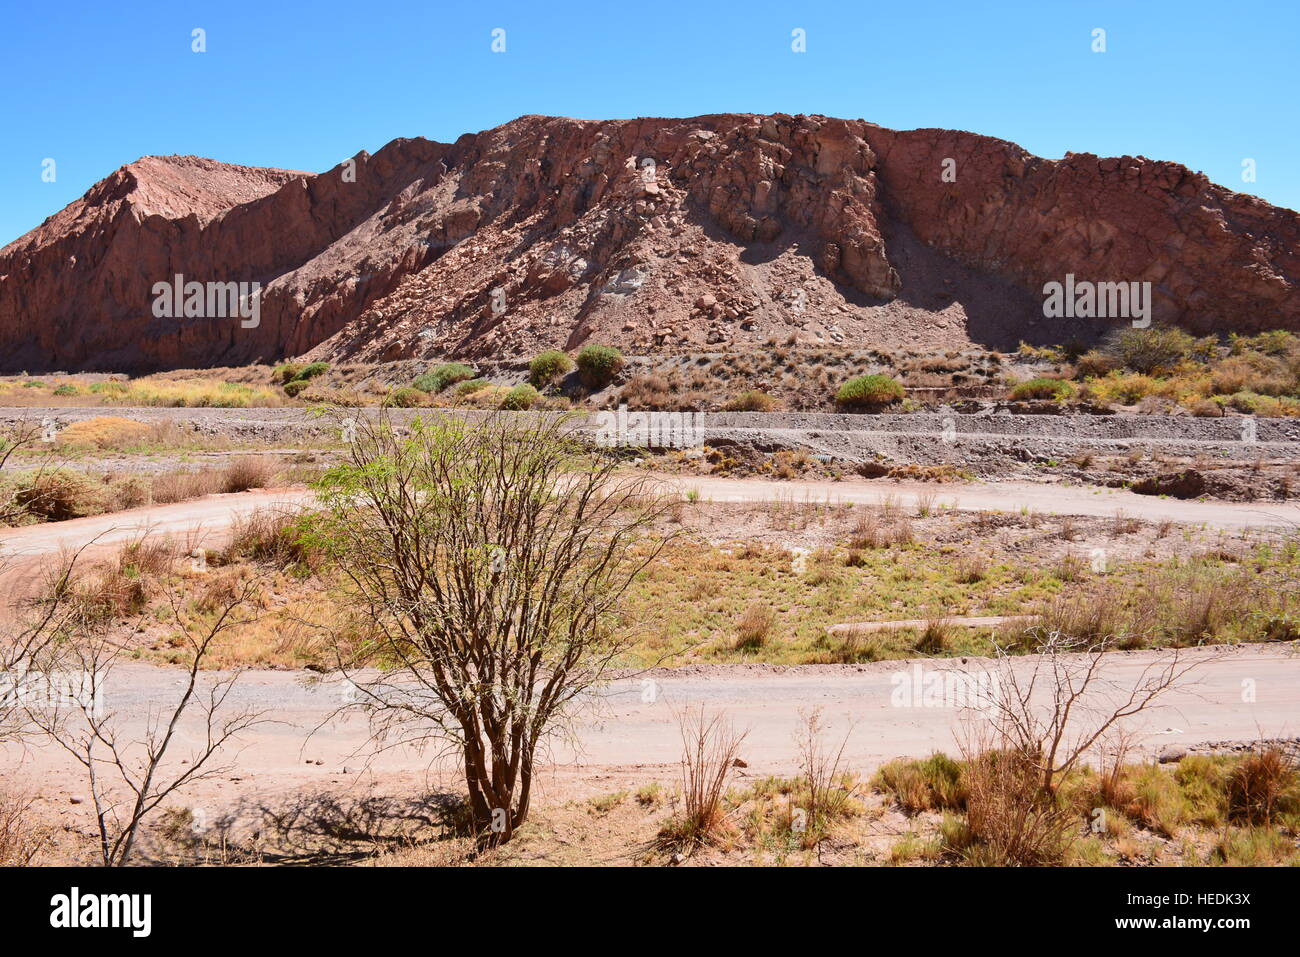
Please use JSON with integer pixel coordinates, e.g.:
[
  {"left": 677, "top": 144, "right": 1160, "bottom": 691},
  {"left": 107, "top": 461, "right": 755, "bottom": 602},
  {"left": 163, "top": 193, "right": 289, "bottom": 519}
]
[{"left": 3, "top": 378, "right": 1300, "bottom": 867}]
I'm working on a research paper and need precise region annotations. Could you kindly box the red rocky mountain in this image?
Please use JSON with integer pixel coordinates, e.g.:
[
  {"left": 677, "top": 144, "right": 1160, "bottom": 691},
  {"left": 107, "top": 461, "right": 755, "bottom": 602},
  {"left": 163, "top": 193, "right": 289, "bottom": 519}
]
[{"left": 2, "top": 113, "right": 1297, "bottom": 373}]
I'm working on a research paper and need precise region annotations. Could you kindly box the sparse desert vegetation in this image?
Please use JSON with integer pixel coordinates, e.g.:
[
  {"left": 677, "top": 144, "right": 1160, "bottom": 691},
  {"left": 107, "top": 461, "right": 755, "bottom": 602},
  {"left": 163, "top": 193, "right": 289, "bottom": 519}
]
[{"left": 1, "top": 396, "right": 1297, "bottom": 872}]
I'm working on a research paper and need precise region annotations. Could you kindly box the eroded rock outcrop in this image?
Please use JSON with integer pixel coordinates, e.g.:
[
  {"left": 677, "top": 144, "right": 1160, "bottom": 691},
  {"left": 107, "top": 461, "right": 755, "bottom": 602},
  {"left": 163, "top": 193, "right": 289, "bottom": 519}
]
[{"left": 1, "top": 114, "right": 1296, "bottom": 372}]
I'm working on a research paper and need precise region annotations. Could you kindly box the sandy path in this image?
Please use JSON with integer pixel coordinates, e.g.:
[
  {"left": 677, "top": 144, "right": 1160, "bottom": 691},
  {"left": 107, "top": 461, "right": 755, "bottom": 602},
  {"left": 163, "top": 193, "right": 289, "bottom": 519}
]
[
  {"left": 4, "top": 644, "right": 1294, "bottom": 806},
  {"left": 2, "top": 472, "right": 1295, "bottom": 567},
  {"left": 0, "top": 488, "right": 313, "bottom": 560},
  {"left": 666, "top": 475, "right": 1300, "bottom": 530}
]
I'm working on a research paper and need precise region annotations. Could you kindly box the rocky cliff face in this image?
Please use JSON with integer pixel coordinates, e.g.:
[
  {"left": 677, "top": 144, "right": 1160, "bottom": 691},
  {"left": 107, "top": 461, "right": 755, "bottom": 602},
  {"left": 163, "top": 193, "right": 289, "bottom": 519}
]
[{"left": 2, "top": 113, "right": 1297, "bottom": 373}]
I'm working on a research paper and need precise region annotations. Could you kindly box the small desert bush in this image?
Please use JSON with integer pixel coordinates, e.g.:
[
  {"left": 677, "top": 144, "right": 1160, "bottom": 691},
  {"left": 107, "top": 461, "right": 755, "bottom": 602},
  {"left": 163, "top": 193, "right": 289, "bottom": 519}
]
[
  {"left": 914, "top": 618, "right": 951, "bottom": 655},
  {"left": 67, "top": 538, "right": 174, "bottom": 620},
  {"left": 1102, "top": 326, "right": 1197, "bottom": 374},
  {"left": 619, "top": 374, "right": 674, "bottom": 410},
  {"left": 721, "top": 390, "right": 777, "bottom": 412},
  {"left": 127, "top": 379, "right": 282, "bottom": 408},
  {"left": 221, "top": 456, "right": 277, "bottom": 493},
  {"left": 499, "top": 384, "right": 540, "bottom": 411},
  {"left": 150, "top": 469, "right": 224, "bottom": 504},
  {"left": 576, "top": 345, "right": 624, "bottom": 389},
  {"left": 1010, "top": 377, "right": 1076, "bottom": 401},
  {"left": 12, "top": 469, "right": 107, "bottom": 521},
  {"left": 56, "top": 416, "right": 154, "bottom": 449},
  {"left": 1225, "top": 747, "right": 1300, "bottom": 826},
  {"left": 224, "top": 508, "right": 316, "bottom": 569},
  {"left": 1075, "top": 349, "right": 1120, "bottom": 377},
  {"left": 734, "top": 603, "right": 776, "bottom": 650},
  {"left": 835, "top": 374, "right": 904, "bottom": 407},
  {"left": 873, "top": 753, "right": 967, "bottom": 814},
  {"left": 528, "top": 350, "right": 573, "bottom": 387},
  {"left": 658, "top": 707, "right": 746, "bottom": 853},
  {"left": 413, "top": 363, "right": 477, "bottom": 394},
  {"left": 0, "top": 791, "right": 44, "bottom": 866},
  {"left": 957, "top": 748, "right": 1073, "bottom": 865},
  {"left": 385, "top": 386, "right": 428, "bottom": 408},
  {"left": 452, "top": 378, "right": 489, "bottom": 398},
  {"left": 1086, "top": 372, "right": 1167, "bottom": 406}
]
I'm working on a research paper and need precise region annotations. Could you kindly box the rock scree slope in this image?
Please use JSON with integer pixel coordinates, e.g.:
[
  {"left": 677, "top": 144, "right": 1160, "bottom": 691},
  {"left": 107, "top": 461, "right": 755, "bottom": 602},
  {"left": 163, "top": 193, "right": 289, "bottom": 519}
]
[{"left": 2, "top": 113, "right": 1298, "bottom": 373}]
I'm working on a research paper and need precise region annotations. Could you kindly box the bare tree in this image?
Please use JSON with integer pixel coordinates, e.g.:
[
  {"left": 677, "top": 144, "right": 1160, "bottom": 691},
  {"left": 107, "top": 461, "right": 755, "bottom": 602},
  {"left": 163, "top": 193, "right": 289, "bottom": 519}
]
[
  {"left": 306, "top": 412, "right": 671, "bottom": 848},
  {"left": 25, "top": 570, "right": 267, "bottom": 866},
  {"left": 977, "top": 629, "right": 1207, "bottom": 798}
]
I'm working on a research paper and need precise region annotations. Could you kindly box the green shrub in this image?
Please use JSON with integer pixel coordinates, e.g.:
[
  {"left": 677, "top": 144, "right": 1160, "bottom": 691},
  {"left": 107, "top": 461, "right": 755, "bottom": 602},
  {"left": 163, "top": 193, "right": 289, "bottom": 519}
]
[
  {"left": 721, "top": 390, "right": 778, "bottom": 412},
  {"left": 282, "top": 379, "right": 310, "bottom": 398},
  {"left": 298, "top": 361, "right": 330, "bottom": 381},
  {"left": 89, "top": 381, "right": 129, "bottom": 396},
  {"left": 52, "top": 384, "right": 79, "bottom": 396},
  {"left": 272, "top": 362, "right": 303, "bottom": 384},
  {"left": 500, "top": 384, "right": 540, "bottom": 411},
  {"left": 575, "top": 345, "right": 624, "bottom": 389},
  {"left": 1241, "top": 330, "right": 1298, "bottom": 358},
  {"left": 529, "top": 350, "right": 574, "bottom": 387},
  {"left": 835, "top": 374, "right": 904, "bottom": 407},
  {"left": 1075, "top": 349, "right": 1119, "bottom": 378},
  {"left": 450, "top": 378, "right": 489, "bottom": 399},
  {"left": 413, "top": 363, "right": 477, "bottom": 393},
  {"left": 387, "top": 386, "right": 427, "bottom": 408},
  {"left": 1010, "top": 377, "right": 1076, "bottom": 401},
  {"left": 1102, "top": 326, "right": 1195, "bottom": 374}
]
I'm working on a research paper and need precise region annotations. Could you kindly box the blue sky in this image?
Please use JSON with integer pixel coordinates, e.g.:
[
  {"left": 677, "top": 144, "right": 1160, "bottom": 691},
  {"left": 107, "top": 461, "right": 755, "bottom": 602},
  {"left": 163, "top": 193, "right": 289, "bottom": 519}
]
[{"left": 3, "top": 0, "right": 1297, "bottom": 245}]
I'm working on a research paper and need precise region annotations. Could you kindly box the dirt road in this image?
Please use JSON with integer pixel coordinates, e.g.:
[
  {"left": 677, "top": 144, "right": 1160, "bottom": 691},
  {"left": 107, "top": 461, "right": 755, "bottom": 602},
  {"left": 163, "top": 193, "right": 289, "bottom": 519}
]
[
  {"left": 2, "top": 473, "right": 1295, "bottom": 565},
  {"left": 4, "top": 644, "right": 1294, "bottom": 805}
]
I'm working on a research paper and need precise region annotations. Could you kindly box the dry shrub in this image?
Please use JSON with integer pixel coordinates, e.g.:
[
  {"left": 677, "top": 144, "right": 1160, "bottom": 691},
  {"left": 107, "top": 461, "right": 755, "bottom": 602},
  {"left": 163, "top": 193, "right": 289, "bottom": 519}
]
[
  {"left": 1226, "top": 747, "right": 1298, "bottom": 826},
  {"left": 792, "top": 708, "right": 858, "bottom": 846},
  {"left": 221, "top": 456, "right": 277, "bottom": 493},
  {"left": 954, "top": 553, "right": 986, "bottom": 584},
  {"left": 0, "top": 790, "right": 44, "bottom": 866},
  {"left": 150, "top": 469, "right": 223, "bottom": 504},
  {"left": 223, "top": 508, "right": 314, "bottom": 569},
  {"left": 619, "top": 375, "right": 675, "bottom": 410},
  {"left": 56, "top": 416, "right": 153, "bottom": 449},
  {"left": 13, "top": 469, "right": 106, "bottom": 521},
  {"left": 915, "top": 617, "right": 951, "bottom": 655},
  {"left": 957, "top": 746, "right": 1073, "bottom": 865},
  {"left": 63, "top": 538, "right": 174, "bottom": 621},
  {"left": 659, "top": 706, "right": 747, "bottom": 852},
  {"left": 849, "top": 510, "right": 880, "bottom": 549},
  {"left": 721, "top": 390, "right": 777, "bottom": 412},
  {"left": 891, "top": 515, "right": 915, "bottom": 545},
  {"left": 874, "top": 753, "right": 966, "bottom": 814},
  {"left": 1110, "top": 510, "right": 1141, "bottom": 536},
  {"left": 734, "top": 603, "right": 776, "bottom": 650}
]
